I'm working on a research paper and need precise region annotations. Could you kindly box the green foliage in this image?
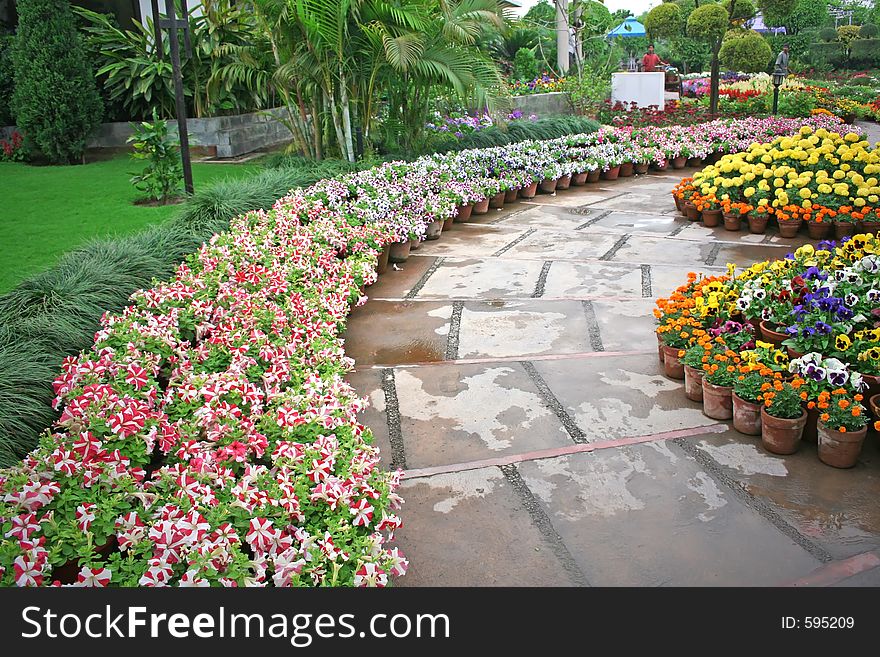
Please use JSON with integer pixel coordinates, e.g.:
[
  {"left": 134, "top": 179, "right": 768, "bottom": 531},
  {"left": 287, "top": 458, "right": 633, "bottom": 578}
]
[
  {"left": 728, "top": 0, "right": 757, "bottom": 23},
  {"left": 687, "top": 3, "right": 729, "bottom": 45},
  {"left": 0, "top": 34, "right": 12, "bottom": 127},
  {"left": 524, "top": 0, "right": 556, "bottom": 28},
  {"left": 808, "top": 41, "right": 847, "bottom": 67},
  {"left": 765, "top": 32, "right": 811, "bottom": 60},
  {"left": 858, "top": 23, "right": 879, "bottom": 38},
  {"left": 0, "top": 157, "right": 364, "bottom": 464},
  {"left": 719, "top": 29, "right": 772, "bottom": 72},
  {"left": 513, "top": 47, "right": 539, "bottom": 81},
  {"left": 11, "top": 0, "right": 103, "bottom": 163},
  {"left": 819, "top": 27, "right": 839, "bottom": 42},
  {"left": 849, "top": 38, "right": 880, "bottom": 67},
  {"left": 565, "top": 69, "right": 611, "bottom": 115},
  {"left": 777, "top": 88, "right": 816, "bottom": 117},
  {"left": 786, "top": 0, "right": 831, "bottom": 35},
  {"left": 646, "top": 2, "right": 683, "bottom": 40},
  {"left": 127, "top": 113, "right": 183, "bottom": 203},
  {"left": 758, "top": 0, "right": 798, "bottom": 27}
]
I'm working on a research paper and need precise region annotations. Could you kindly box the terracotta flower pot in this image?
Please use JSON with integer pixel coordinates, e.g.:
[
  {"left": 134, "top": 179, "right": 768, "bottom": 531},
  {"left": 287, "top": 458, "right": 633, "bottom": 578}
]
[
  {"left": 674, "top": 195, "right": 685, "bottom": 213},
  {"left": 702, "top": 379, "right": 733, "bottom": 420},
  {"left": 376, "top": 244, "right": 390, "bottom": 275},
  {"left": 540, "top": 178, "right": 557, "bottom": 193},
  {"left": 732, "top": 393, "right": 762, "bottom": 436},
  {"left": 777, "top": 219, "right": 802, "bottom": 238},
  {"left": 834, "top": 221, "right": 856, "bottom": 239},
  {"left": 748, "top": 214, "right": 769, "bottom": 234},
  {"left": 806, "top": 221, "right": 831, "bottom": 240},
  {"left": 656, "top": 332, "right": 665, "bottom": 366},
  {"left": 801, "top": 403, "right": 819, "bottom": 443},
  {"left": 504, "top": 188, "right": 518, "bottom": 203},
  {"left": 786, "top": 345, "right": 804, "bottom": 360},
  {"left": 686, "top": 157, "right": 704, "bottom": 167},
  {"left": 572, "top": 172, "right": 589, "bottom": 185},
  {"left": 759, "top": 320, "right": 788, "bottom": 347},
  {"left": 760, "top": 407, "right": 806, "bottom": 455},
  {"left": 860, "top": 220, "right": 880, "bottom": 236},
  {"left": 425, "top": 219, "right": 444, "bottom": 240},
  {"left": 684, "top": 365, "right": 704, "bottom": 402},
  {"left": 556, "top": 174, "right": 572, "bottom": 190},
  {"left": 489, "top": 191, "right": 506, "bottom": 209},
  {"left": 702, "top": 209, "right": 721, "bottom": 227},
  {"left": 586, "top": 169, "right": 601, "bottom": 183},
  {"left": 861, "top": 373, "right": 880, "bottom": 399},
  {"left": 634, "top": 162, "right": 650, "bottom": 174},
  {"left": 410, "top": 237, "right": 421, "bottom": 251},
  {"left": 661, "top": 344, "right": 684, "bottom": 380},
  {"left": 443, "top": 216, "right": 454, "bottom": 231},
  {"left": 685, "top": 203, "right": 701, "bottom": 222},
  {"left": 454, "top": 203, "right": 473, "bottom": 222},
  {"left": 473, "top": 197, "right": 490, "bottom": 214},
  {"left": 601, "top": 165, "right": 620, "bottom": 180},
  {"left": 723, "top": 212, "right": 742, "bottom": 231},
  {"left": 671, "top": 156, "right": 687, "bottom": 169},
  {"left": 619, "top": 162, "right": 634, "bottom": 177},
  {"left": 519, "top": 182, "right": 538, "bottom": 198},
  {"left": 388, "top": 240, "right": 411, "bottom": 263},
  {"left": 869, "top": 393, "right": 880, "bottom": 421},
  {"left": 817, "top": 422, "right": 867, "bottom": 469}
]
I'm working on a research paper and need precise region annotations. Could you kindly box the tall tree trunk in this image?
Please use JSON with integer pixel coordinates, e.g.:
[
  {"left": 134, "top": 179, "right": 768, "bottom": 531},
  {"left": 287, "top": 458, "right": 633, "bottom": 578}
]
[
  {"left": 327, "top": 92, "right": 347, "bottom": 161},
  {"left": 709, "top": 45, "right": 720, "bottom": 116},
  {"left": 340, "top": 73, "right": 355, "bottom": 163},
  {"left": 312, "top": 97, "right": 323, "bottom": 160}
]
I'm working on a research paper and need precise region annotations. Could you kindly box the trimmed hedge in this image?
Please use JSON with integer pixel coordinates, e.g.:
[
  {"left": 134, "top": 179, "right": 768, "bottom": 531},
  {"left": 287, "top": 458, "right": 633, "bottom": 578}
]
[
  {"left": 429, "top": 116, "right": 600, "bottom": 154},
  {"left": 850, "top": 39, "right": 880, "bottom": 68},
  {"left": 0, "top": 159, "right": 365, "bottom": 466}
]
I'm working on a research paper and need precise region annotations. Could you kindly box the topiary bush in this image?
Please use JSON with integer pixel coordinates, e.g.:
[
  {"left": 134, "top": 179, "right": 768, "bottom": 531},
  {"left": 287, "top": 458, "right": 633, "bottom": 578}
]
[
  {"left": 0, "top": 34, "right": 13, "bottom": 127},
  {"left": 719, "top": 29, "right": 773, "bottom": 72},
  {"left": 819, "top": 27, "right": 838, "bottom": 42},
  {"left": 645, "top": 2, "right": 683, "bottom": 41},
  {"left": 859, "top": 23, "right": 879, "bottom": 38},
  {"left": 11, "top": 0, "right": 103, "bottom": 163},
  {"left": 836, "top": 24, "right": 861, "bottom": 46},
  {"left": 849, "top": 38, "right": 880, "bottom": 68}
]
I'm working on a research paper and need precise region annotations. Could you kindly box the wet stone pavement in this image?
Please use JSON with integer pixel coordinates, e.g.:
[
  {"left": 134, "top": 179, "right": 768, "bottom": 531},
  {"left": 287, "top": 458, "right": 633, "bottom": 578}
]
[{"left": 343, "top": 168, "right": 880, "bottom": 587}]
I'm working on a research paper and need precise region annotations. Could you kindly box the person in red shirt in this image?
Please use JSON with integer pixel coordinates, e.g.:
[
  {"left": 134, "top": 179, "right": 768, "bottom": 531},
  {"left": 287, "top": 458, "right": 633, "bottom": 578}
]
[{"left": 641, "top": 44, "right": 665, "bottom": 72}]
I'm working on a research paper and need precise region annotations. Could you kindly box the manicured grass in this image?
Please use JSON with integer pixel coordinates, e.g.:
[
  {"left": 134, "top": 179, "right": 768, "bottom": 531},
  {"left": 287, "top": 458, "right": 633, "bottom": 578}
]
[{"left": 0, "top": 154, "right": 262, "bottom": 293}]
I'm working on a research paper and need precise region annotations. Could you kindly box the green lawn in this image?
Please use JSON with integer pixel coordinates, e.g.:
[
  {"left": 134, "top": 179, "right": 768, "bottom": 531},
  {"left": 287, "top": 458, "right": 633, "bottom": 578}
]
[{"left": 0, "top": 154, "right": 262, "bottom": 293}]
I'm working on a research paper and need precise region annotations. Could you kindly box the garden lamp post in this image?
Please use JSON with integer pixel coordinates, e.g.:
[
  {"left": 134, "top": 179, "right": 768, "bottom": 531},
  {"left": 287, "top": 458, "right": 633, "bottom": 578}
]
[
  {"left": 771, "top": 68, "right": 785, "bottom": 115},
  {"left": 150, "top": 0, "right": 194, "bottom": 195}
]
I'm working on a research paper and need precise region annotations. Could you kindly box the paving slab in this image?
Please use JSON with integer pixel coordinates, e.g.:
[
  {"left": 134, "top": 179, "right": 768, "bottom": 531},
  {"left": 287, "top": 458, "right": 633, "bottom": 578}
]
[
  {"left": 366, "top": 254, "right": 436, "bottom": 298},
  {"left": 591, "top": 298, "right": 658, "bottom": 352},
  {"left": 531, "top": 353, "right": 713, "bottom": 442},
  {"left": 674, "top": 222, "right": 814, "bottom": 248},
  {"left": 345, "top": 368, "right": 394, "bottom": 470},
  {"left": 516, "top": 442, "right": 821, "bottom": 586},
  {"left": 494, "top": 204, "right": 593, "bottom": 231},
  {"left": 392, "top": 363, "right": 572, "bottom": 468},
  {"left": 607, "top": 235, "right": 728, "bottom": 267},
  {"left": 520, "top": 189, "right": 612, "bottom": 208},
  {"left": 503, "top": 230, "right": 622, "bottom": 261},
  {"left": 712, "top": 242, "right": 798, "bottom": 268},
  {"left": 414, "top": 257, "right": 544, "bottom": 299},
  {"left": 457, "top": 300, "right": 592, "bottom": 359},
  {"left": 692, "top": 430, "right": 880, "bottom": 561},
  {"left": 541, "top": 261, "right": 645, "bottom": 298},
  {"left": 344, "top": 300, "right": 450, "bottom": 365},
  {"left": 412, "top": 224, "right": 528, "bottom": 258},
  {"left": 395, "top": 467, "right": 579, "bottom": 586},
  {"left": 578, "top": 211, "right": 682, "bottom": 236}
]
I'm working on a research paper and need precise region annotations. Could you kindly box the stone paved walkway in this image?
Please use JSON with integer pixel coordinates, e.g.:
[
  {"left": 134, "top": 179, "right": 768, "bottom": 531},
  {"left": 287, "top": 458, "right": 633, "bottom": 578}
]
[{"left": 343, "top": 169, "right": 880, "bottom": 587}]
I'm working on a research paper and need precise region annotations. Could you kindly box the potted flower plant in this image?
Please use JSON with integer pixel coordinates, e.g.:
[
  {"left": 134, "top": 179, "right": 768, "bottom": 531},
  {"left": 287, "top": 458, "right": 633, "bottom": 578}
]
[
  {"left": 760, "top": 378, "right": 808, "bottom": 454},
  {"left": 732, "top": 366, "right": 769, "bottom": 435},
  {"left": 815, "top": 389, "right": 869, "bottom": 468}
]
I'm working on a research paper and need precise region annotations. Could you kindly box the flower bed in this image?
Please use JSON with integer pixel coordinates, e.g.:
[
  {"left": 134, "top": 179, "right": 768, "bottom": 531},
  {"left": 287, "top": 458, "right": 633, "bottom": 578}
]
[
  {"left": 0, "top": 114, "right": 855, "bottom": 587},
  {"left": 655, "top": 237, "right": 880, "bottom": 466},
  {"left": 674, "top": 124, "right": 878, "bottom": 239}
]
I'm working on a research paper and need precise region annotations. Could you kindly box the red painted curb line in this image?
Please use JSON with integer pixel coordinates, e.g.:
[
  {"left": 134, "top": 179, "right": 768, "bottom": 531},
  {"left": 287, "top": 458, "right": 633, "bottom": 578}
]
[
  {"left": 357, "top": 349, "right": 655, "bottom": 371},
  {"left": 368, "top": 295, "right": 650, "bottom": 303},
  {"left": 401, "top": 423, "right": 727, "bottom": 481},
  {"left": 781, "top": 550, "right": 880, "bottom": 587}
]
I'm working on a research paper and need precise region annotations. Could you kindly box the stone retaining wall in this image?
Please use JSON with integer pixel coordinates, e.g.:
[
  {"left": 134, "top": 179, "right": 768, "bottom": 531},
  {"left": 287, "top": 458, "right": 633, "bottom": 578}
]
[
  {"left": 509, "top": 92, "right": 572, "bottom": 117},
  {"left": 3, "top": 106, "right": 292, "bottom": 159}
]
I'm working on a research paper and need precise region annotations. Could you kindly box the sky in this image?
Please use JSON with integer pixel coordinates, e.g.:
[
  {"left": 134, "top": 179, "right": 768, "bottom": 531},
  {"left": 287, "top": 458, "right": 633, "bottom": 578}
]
[{"left": 510, "top": 0, "right": 660, "bottom": 19}]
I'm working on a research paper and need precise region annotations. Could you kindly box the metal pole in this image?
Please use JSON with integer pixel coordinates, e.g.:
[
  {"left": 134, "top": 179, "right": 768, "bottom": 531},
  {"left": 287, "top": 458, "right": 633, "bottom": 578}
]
[
  {"left": 164, "top": 0, "right": 194, "bottom": 195},
  {"left": 772, "top": 85, "right": 779, "bottom": 115},
  {"left": 556, "top": 0, "right": 569, "bottom": 75}
]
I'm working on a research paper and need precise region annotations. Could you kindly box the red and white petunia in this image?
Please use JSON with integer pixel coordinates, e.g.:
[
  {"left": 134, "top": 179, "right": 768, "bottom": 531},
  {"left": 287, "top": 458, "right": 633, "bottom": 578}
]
[
  {"left": 353, "top": 562, "right": 388, "bottom": 588},
  {"left": 76, "top": 566, "right": 112, "bottom": 587},
  {"left": 13, "top": 554, "right": 45, "bottom": 587},
  {"left": 5, "top": 513, "right": 41, "bottom": 542},
  {"left": 178, "top": 569, "right": 210, "bottom": 587},
  {"left": 125, "top": 363, "right": 149, "bottom": 390},
  {"left": 245, "top": 518, "right": 278, "bottom": 554},
  {"left": 349, "top": 498, "right": 374, "bottom": 527},
  {"left": 385, "top": 547, "right": 408, "bottom": 578},
  {"left": 76, "top": 503, "right": 97, "bottom": 532}
]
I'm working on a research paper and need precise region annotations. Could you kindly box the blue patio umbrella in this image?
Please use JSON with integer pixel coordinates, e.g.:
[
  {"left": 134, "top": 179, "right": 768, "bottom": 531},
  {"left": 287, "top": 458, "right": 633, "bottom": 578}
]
[{"left": 605, "top": 18, "right": 647, "bottom": 39}]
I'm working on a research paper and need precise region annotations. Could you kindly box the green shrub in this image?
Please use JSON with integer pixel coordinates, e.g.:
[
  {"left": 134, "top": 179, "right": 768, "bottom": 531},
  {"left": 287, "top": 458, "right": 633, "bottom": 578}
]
[
  {"left": 777, "top": 89, "right": 816, "bottom": 117},
  {"left": 808, "top": 41, "right": 846, "bottom": 67},
  {"left": 859, "top": 23, "right": 879, "bottom": 38},
  {"left": 513, "top": 47, "right": 539, "bottom": 82},
  {"left": 836, "top": 24, "right": 861, "bottom": 46},
  {"left": 849, "top": 39, "right": 880, "bottom": 68},
  {"left": 719, "top": 29, "right": 773, "bottom": 72},
  {"left": 0, "top": 35, "right": 13, "bottom": 127},
  {"left": 11, "top": 0, "right": 103, "bottom": 163},
  {"left": 819, "top": 27, "right": 838, "bottom": 42},
  {"left": 128, "top": 113, "right": 183, "bottom": 203},
  {"left": 645, "top": 2, "right": 683, "bottom": 40}
]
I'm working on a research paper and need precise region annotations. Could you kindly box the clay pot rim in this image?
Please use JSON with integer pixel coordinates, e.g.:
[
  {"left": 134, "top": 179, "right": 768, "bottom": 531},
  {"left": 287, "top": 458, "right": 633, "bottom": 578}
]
[
  {"left": 732, "top": 391, "right": 761, "bottom": 407},
  {"left": 701, "top": 378, "right": 733, "bottom": 392},
  {"left": 760, "top": 406, "right": 806, "bottom": 423},
  {"left": 816, "top": 420, "right": 868, "bottom": 437}
]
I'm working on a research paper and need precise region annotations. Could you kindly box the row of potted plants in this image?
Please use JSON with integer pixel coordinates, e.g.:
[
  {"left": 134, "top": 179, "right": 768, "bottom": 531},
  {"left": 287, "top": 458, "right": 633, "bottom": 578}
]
[
  {"left": 655, "top": 237, "right": 880, "bottom": 468},
  {"left": 672, "top": 125, "right": 879, "bottom": 239}
]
